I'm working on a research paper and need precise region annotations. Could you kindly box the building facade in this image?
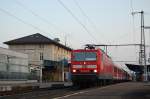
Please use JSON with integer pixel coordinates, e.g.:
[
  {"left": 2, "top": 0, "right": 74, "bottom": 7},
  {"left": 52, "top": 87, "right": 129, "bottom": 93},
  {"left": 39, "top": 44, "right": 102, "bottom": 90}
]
[{"left": 4, "top": 33, "right": 72, "bottom": 81}]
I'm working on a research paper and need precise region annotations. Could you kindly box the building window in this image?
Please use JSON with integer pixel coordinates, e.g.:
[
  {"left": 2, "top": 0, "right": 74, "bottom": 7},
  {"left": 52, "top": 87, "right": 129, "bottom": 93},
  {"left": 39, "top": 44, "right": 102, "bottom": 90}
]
[
  {"left": 39, "top": 44, "right": 44, "bottom": 48},
  {"left": 40, "top": 53, "right": 43, "bottom": 60}
]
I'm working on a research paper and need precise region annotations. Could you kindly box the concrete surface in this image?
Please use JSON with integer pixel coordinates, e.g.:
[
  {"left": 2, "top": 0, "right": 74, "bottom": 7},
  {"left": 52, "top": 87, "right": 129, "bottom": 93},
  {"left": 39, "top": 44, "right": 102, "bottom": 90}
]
[{"left": 0, "top": 81, "right": 72, "bottom": 92}]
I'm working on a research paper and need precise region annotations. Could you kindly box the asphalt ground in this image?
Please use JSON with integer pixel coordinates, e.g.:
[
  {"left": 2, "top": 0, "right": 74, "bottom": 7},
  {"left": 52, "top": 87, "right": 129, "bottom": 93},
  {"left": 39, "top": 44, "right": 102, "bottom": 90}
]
[
  {"left": 53, "top": 82, "right": 150, "bottom": 99},
  {"left": 1, "top": 82, "right": 150, "bottom": 99}
]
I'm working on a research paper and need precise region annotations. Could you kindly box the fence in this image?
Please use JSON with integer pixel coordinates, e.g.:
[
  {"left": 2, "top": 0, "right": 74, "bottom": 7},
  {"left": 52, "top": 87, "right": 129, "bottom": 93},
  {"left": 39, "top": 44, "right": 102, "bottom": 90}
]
[
  {"left": 0, "top": 53, "right": 38, "bottom": 80},
  {"left": 0, "top": 62, "right": 39, "bottom": 80}
]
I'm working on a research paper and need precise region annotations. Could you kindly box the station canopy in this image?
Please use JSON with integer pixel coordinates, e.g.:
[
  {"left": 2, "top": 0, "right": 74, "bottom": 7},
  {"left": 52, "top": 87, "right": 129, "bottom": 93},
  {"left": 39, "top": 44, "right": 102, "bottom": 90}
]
[{"left": 125, "top": 64, "right": 150, "bottom": 73}]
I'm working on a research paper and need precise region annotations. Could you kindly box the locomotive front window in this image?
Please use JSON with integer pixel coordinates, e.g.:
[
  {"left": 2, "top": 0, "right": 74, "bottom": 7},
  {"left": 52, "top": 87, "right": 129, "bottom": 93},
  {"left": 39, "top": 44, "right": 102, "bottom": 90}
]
[{"left": 73, "top": 52, "right": 96, "bottom": 61}]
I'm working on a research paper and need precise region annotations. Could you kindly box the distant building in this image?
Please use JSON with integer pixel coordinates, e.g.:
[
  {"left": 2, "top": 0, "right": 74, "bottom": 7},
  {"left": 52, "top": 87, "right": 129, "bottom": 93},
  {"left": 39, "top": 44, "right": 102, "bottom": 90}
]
[
  {"left": 0, "top": 47, "right": 31, "bottom": 80},
  {"left": 4, "top": 33, "right": 72, "bottom": 81}
]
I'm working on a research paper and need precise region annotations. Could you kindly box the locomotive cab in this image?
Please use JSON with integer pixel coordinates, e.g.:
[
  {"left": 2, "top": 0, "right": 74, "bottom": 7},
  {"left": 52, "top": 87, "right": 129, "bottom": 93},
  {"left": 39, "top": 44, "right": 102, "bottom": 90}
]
[
  {"left": 71, "top": 50, "right": 99, "bottom": 73},
  {"left": 71, "top": 45, "right": 101, "bottom": 74},
  {"left": 71, "top": 45, "right": 101, "bottom": 85}
]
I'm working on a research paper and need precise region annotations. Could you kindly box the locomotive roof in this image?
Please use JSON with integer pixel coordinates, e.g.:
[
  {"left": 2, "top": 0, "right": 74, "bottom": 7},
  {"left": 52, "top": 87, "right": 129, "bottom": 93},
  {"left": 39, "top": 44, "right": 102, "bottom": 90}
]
[{"left": 72, "top": 48, "right": 112, "bottom": 59}]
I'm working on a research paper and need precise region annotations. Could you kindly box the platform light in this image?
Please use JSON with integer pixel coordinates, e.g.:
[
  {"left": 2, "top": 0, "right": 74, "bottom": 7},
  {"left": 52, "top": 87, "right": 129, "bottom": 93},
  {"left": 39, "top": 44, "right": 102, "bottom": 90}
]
[
  {"left": 73, "top": 69, "right": 76, "bottom": 73},
  {"left": 93, "top": 69, "right": 97, "bottom": 73}
]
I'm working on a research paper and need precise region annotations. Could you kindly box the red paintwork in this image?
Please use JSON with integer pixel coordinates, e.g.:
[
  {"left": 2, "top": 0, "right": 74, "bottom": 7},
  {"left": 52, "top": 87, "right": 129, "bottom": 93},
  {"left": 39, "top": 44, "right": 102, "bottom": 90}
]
[{"left": 71, "top": 48, "right": 131, "bottom": 81}]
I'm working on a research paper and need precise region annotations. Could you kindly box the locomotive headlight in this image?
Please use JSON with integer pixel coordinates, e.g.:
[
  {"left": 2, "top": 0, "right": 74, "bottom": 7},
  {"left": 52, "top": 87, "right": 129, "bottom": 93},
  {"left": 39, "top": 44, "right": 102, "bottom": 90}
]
[
  {"left": 93, "top": 69, "right": 97, "bottom": 73},
  {"left": 73, "top": 69, "right": 76, "bottom": 73}
]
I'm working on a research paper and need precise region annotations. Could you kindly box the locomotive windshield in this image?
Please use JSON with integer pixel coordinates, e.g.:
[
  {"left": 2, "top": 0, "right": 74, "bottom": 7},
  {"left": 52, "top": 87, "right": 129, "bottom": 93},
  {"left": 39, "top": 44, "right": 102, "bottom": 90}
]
[{"left": 73, "top": 52, "right": 96, "bottom": 61}]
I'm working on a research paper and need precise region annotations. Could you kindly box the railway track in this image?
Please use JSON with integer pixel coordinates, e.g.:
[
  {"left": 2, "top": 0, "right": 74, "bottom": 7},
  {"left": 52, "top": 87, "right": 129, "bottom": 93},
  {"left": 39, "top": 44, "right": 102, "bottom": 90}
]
[
  {"left": 1, "top": 81, "right": 127, "bottom": 99},
  {"left": 1, "top": 85, "right": 103, "bottom": 99}
]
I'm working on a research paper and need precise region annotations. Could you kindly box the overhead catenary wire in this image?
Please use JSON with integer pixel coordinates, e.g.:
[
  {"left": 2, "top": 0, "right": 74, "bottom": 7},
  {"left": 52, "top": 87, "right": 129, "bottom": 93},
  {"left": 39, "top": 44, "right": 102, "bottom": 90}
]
[
  {"left": 113, "top": 60, "right": 138, "bottom": 62},
  {"left": 130, "top": 0, "right": 138, "bottom": 63},
  {"left": 0, "top": 7, "right": 48, "bottom": 35},
  {"left": 130, "top": 0, "right": 134, "bottom": 12},
  {"left": 73, "top": 0, "right": 99, "bottom": 33},
  {"left": 57, "top": 0, "right": 98, "bottom": 43},
  {"left": 14, "top": 0, "right": 66, "bottom": 35},
  {"left": 130, "top": 0, "right": 136, "bottom": 43}
]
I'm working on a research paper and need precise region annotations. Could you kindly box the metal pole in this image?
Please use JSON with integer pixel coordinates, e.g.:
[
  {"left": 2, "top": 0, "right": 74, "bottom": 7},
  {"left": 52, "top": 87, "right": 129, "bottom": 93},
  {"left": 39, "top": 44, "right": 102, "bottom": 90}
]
[
  {"left": 6, "top": 55, "right": 9, "bottom": 72},
  {"left": 132, "top": 11, "right": 147, "bottom": 81},
  {"left": 105, "top": 46, "right": 108, "bottom": 54},
  {"left": 141, "top": 11, "right": 147, "bottom": 81},
  {"left": 40, "top": 64, "right": 42, "bottom": 83},
  {"left": 62, "top": 58, "right": 64, "bottom": 81},
  {"left": 144, "top": 26, "right": 150, "bottom": 81}
]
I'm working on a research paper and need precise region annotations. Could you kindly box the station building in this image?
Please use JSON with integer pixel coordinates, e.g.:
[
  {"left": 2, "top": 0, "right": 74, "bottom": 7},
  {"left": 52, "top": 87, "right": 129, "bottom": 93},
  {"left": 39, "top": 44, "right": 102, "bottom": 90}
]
[{"left": 4, "top": 33, "right": 72, "bottom": 82}]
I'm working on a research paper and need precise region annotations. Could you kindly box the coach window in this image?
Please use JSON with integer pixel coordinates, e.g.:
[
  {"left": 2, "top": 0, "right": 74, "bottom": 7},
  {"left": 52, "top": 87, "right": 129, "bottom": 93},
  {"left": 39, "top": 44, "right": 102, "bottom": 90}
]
[{"left": 114, "top": 67, "right": 117, "bottom": 72}]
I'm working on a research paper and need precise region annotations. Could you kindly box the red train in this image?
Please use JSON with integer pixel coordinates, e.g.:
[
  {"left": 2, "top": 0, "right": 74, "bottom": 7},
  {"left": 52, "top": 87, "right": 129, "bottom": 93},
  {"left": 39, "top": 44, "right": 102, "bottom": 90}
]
[{"left": 71, "top": 45, "right": 131, "bottom": 86}]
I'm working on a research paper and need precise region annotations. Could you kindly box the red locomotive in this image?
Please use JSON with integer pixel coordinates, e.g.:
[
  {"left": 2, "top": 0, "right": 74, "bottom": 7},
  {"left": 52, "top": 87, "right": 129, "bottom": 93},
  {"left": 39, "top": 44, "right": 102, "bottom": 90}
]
[{"left": 71, "top": 44, "right": 131, "bottom": 86}]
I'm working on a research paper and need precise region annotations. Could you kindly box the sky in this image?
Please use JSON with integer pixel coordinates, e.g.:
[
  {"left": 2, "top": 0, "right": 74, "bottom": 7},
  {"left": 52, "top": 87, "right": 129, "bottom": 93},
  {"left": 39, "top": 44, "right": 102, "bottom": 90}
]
[{"left": 0, "top": 0, "right": 150, "bottom": 71}]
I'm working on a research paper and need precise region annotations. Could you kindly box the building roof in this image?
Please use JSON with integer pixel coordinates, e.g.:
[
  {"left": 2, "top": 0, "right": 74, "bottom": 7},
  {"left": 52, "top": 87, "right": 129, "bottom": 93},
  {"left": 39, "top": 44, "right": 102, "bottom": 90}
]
[{"left": 4, "top": 33, "right": 72, "bottom": 51}]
